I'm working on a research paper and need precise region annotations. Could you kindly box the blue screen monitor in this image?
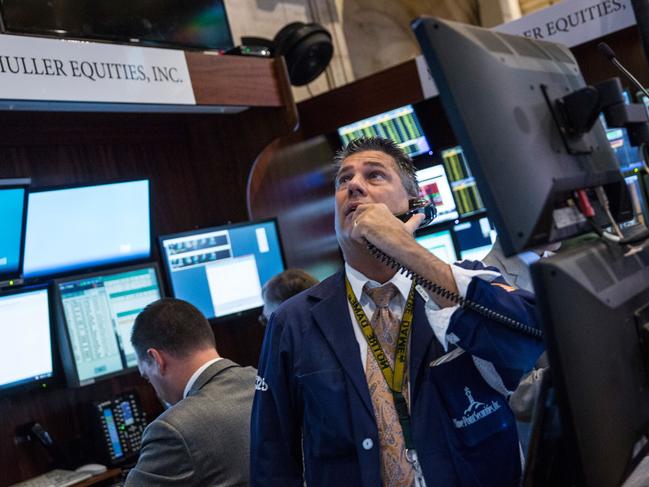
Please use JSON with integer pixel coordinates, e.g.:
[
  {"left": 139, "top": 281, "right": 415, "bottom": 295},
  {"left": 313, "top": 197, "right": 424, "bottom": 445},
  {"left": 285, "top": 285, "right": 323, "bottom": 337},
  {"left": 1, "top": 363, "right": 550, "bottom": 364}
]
[
  {"left": 454, "top": 217, "right": 497, "bottom": 262},
  {"left": 0, "top": 286, "right": 54, "bottom": 393},
  {"left": 56, "top": 263, "right": 163, "bottom": 386},
  {"left": 600, "top": 93, "right": 643, "bottom": 174},
  {"left": 0, "top": 178, "right": 29, "bottom": 283},
  {"left": 24, "top": 180, "right": 151, "bottom": 279},
  {"left": 415, "top": 229, "right": 457, "bottom": 264},
  {"left": 337, "top": 105, "right": 432, "bottom": 158},
  {"left": 159, "top": 219, "right": 286, "bottom": 320},
  {"left": 415, "top": 165, "right": 459, "bottom": 224}
]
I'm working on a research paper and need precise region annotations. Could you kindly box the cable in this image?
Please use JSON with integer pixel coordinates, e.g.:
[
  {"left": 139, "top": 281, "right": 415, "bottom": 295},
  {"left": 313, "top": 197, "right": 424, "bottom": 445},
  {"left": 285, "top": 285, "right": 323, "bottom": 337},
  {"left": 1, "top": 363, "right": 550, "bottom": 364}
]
[
  {"left": 364, "top": 240, "right": 543, "bottom": 340},
  {"left": 594, "top": 186, "right": 623, "bottom": 237}
]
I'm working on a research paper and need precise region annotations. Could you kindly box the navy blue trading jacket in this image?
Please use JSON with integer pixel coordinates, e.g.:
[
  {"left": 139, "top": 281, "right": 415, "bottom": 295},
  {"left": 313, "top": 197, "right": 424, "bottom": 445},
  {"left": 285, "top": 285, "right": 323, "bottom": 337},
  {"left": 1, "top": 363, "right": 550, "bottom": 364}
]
[{"left": 250, "top": 262, "right": 544, "bottom": 487}]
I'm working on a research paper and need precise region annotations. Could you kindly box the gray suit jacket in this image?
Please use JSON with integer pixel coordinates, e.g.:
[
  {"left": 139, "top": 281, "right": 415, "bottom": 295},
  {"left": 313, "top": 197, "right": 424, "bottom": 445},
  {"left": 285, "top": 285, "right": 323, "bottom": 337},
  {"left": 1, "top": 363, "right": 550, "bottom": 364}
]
[{"left": 125, "top": 359, "right": 257, "bottom": 487}]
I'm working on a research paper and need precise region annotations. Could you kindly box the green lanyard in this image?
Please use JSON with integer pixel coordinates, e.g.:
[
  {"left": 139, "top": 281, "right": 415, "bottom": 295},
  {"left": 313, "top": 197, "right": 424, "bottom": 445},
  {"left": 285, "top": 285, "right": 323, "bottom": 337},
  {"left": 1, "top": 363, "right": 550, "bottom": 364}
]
[{"left": 345, "top": 277, "right": 416, "bottom": 450}]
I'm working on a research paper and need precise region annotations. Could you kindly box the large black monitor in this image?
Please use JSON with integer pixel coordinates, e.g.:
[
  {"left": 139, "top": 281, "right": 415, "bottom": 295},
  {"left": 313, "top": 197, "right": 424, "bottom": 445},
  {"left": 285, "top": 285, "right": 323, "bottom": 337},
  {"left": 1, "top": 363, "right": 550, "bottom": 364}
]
[
  {"left": 23, "top": 180, "right": 151, "bottom": 279},
  {"left": 531, "top": 242, "right": 649, "bottom": 487},
  {"left": 55, "top": 263, "right": 163, "bottom": 386},
  {"left": 338, "top": 104, "right": 432, "bottom": 158},
  {"left": 0, "top": 178, "right": 29, "bottom": 284},
  {"left": 0, "top": 285, "right": 54, "bottom": 393},
  {"left": 0, "top": 0, "right": 233, "bottom": 51},
  {"left": 159, "top": 219, "right": 286, "bottom": 320},
  {"left": 414, "top": 17, "right": 629, "bottom": 256}
]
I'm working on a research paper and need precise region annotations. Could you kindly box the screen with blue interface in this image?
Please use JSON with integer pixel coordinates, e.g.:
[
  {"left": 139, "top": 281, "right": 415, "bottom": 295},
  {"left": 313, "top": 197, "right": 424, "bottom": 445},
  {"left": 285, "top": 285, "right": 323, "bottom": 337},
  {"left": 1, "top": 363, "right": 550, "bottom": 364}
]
[
  {"left": 415, "top": 229, "right": 457, "bottom": 263},
  {"left": 159, "top": 220, "right": 285, "bottom": 320},
  {"left": 337, "top": 105, "right": 432, "bottom": 158},
  {"left": 441, "top": 146, "right": 486, "bottom": 217},
  {"left": 57, "top": 264, "right": 162, "bottom": 385},
  {"left": 454, "top": 217, "right": 497, "bottom": 261},
  {"left": 415, "top": 165, "right": 459, "bottom": 224},
  {"left": 601, "top": 91, "right": 643, "bottom": 174},
  {"left": 24, "top": 180, "right": 151, "bottom": 279},
  {"left": 0, "top": 183, "right": 27, "bottom": 280},
  {"left": 0, "top": 287, "right": 53, "bottom": 391}
]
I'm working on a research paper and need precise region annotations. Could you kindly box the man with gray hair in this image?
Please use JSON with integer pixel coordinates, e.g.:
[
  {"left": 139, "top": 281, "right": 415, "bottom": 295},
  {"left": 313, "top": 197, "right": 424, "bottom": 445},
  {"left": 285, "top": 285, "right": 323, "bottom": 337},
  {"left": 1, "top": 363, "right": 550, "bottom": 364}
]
[
  {"left": 251, "top": 136, "right": 544, "bottom": 487},
  {"left": 125, "top": 298, "right": 256, "bottom": 487}
]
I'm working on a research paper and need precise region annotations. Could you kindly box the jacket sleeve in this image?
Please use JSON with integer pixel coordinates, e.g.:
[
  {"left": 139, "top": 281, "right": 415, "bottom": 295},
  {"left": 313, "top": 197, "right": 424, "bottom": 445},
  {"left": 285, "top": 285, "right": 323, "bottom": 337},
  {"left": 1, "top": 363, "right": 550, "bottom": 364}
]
[
  {"left": 250, "top": 312, "right": 304, "bottom": 487},
  {"left": 124, "top": 419, "right": 195, "bottom": 487},
  {"left": 446, "top": 268, "right": 545, "bottom": 390}
]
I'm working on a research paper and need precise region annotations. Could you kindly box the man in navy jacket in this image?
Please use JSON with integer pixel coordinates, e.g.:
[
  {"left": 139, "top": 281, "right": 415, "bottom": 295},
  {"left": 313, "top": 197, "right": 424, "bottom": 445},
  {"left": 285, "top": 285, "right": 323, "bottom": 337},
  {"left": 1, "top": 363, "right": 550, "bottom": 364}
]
[{"left": 250, "top": 137, "right": 544, "bottom": 487}]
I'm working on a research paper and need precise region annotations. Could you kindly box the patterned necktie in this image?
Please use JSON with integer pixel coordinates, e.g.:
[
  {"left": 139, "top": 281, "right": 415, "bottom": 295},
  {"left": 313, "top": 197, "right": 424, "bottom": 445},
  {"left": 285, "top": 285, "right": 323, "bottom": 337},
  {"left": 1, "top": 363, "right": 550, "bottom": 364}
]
[{"left": 363, "top": 283, "right": 415, "bottom": 487}]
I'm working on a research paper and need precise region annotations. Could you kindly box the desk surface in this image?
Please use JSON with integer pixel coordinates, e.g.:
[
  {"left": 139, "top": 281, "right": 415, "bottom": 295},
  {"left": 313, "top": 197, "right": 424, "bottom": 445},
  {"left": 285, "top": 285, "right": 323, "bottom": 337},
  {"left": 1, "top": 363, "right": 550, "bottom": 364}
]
[{"left": 74, "top": 469, "right": 121, "bottom": 487}]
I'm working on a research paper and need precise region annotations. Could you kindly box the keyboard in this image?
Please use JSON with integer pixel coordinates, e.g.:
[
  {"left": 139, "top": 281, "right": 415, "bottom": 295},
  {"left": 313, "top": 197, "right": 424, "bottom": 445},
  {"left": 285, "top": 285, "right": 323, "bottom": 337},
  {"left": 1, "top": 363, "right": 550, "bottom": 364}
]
[{"left": 11, "top": 469, "right": 93, "bottom": 487}]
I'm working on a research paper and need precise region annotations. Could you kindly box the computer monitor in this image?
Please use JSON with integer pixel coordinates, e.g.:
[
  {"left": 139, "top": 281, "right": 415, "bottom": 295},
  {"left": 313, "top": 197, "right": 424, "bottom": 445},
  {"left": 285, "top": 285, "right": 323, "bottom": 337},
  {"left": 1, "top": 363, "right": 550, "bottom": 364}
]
[
  {"left": 441, "top": 146, "right": 486, "bottom": 217},
  {"left": 414, "top": 17, "right": 628, "bottom": 256},
  {"left": 531, "top": 242, "right": 649, "bottom": 487},
  {"left": 601, "top": 93, "right": 643, "bottom": 174},
  {"left": 415, "top": 165, "right": 459, "bottom": 224},
  {"left": 55, "top": 263, "right": 163, "bottom": 386},
  {"left": 415, "top": 229, "right": 457, "bottom": 264},
  {"left": 0, "top": 0, "right": 234, "bottom": 51},
  {"left": 414, "top": 16, "right": 649, "bottom": 487},
  {"left": 159, "top": 219, "right": 286, "bottom": 320},
  {"left": 454, "top": 217, "right": 497, "bottom": 261},
  {"left": 0, "top": 285, "right": 54, "bottom": 393},
  {"left": 0, "top": 178, "right": 29, "bottom": 283},
  {"left": 337, "top": 105, "right": 432, "bottom": 158},
  {"left": 24, "top": 180, "right": 151, "bottom": 279}
]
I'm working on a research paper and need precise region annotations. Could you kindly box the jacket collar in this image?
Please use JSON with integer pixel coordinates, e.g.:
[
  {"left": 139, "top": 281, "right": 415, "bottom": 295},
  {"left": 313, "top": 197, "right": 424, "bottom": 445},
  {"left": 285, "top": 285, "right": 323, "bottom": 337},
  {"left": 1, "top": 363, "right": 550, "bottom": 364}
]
[{"left": 186, "top": 358, "right": 238, "bottom": 397}]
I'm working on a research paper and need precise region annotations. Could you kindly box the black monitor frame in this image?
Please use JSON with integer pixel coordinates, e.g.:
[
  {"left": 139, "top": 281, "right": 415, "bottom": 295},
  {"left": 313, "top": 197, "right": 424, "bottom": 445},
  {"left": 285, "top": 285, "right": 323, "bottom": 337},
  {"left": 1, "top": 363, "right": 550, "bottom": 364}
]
[
  {"left": 0, "top": 0, "right": 234, "bottom": 52},
  {"left": 0, "top": 283, "right": 57, "bottom": 396},
  {"left": 54, "top": 261, "right": 164, "bottom": 387},
  {"left": 24, "top": 178, "right": 153, "bottom": 283},
  {"left": 158, "top": 217, "right": 287, "bottom": 322},
  {"left": 0, "top": 178, "right": 30, "bottom": 285}
]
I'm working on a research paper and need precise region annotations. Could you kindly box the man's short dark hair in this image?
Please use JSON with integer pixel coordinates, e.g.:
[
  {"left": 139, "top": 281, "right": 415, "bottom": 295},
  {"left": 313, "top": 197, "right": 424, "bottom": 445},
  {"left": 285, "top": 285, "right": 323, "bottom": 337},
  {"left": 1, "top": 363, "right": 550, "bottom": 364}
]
[
  {"left": 333, "top": 136, "right": 420, "bottom": 197},
  {"left": 131, "top": 298, "right": 216, "bottom": 360},
  {"left": 262, "top": 269, "right": 319, "bottom": 308}
]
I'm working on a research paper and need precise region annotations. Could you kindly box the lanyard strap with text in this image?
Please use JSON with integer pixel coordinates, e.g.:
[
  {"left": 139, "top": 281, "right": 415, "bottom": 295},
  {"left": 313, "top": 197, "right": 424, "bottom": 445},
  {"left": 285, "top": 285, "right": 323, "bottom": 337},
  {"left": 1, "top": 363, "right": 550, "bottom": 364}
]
[{"left": 345, "top": 277, "right": 416, "bottom": 450}]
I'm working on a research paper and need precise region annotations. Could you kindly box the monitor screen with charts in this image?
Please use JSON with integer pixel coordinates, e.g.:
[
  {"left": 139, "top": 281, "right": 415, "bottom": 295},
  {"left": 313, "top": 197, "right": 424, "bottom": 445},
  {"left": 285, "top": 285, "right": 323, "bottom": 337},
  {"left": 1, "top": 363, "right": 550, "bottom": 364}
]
[
  {"left": 24, "top": 179, "right": 151, "bottom": 279},
  {"left": 441, "top": 146, "right": 486, "bottom": 217},
  {"left": 0, "top": 286, "right": 53, "bottom": 392},
  {"left": 455, "top": 217, "right": 497, "bottom": 261},
  {"left": 159, "top": 219, "right": 285, "bottom": 320},
  {"left": 56, "top": 263, "right": 163, "bottom": 386},
  {"left": 415, "top": 165, "right": 459, "bottom": 224},
  {"left": 415, "top": 229, "right": 457, "bottom": 264},
  {"left": 0, "top": 178, "right": 29, "bottom": 282},
  {"left": 337, "top": 105, "right": 432, "bottom": 158}
]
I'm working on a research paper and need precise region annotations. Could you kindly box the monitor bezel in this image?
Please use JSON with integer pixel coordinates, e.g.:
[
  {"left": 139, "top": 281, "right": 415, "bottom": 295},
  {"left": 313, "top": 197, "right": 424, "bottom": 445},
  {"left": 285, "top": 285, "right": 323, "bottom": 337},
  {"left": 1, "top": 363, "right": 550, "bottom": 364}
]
[
  {"left": 24, "top": 178, "right": 153, "bottom": 283},
  {"left": 0, "top": 0, "right": 234, "bottom": 52},
  {"left": 157, "top": 217, "right": 287, "bottom": 321},
  {"left": 0, "top": 283, "right": 57, "bottom": 396},
  {"left": 53, "top": 261, "right": 164, "bottom": 387},
  {"left": 0, "top": 178, "right": 30, "bottom": 283}
]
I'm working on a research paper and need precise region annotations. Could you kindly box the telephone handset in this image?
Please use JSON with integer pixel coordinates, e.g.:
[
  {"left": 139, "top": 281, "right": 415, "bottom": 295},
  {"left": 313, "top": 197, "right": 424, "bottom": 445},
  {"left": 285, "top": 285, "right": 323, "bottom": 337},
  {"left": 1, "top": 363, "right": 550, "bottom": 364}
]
[
  {"left": 366, "top": 198, "right": 543, "bottom": 339},
  {"left": 395, "top": 198, "right": 437, "bottom": 228}
]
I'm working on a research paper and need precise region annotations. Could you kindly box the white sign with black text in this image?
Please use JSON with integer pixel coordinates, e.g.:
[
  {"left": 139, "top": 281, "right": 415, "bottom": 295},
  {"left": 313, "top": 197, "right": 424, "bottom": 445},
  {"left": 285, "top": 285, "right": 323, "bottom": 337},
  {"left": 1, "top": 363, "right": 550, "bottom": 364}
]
[
  {"left": 0, "top": 34, "right": 196, "bottom": 104},
  {"left": 494, "top": 0, "right": 636, "bottom": 47}
]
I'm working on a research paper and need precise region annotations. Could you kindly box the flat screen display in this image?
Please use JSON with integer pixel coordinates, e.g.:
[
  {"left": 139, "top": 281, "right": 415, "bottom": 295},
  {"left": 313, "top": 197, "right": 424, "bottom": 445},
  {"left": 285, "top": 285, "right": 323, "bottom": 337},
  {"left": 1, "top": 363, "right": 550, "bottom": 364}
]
[
  {"left": 415, "top": 165, "right": 459, "bottom": 224},
  {"left": 0, "top": 286, "right": 53, "bottom": 392},
  {"left": 159, "top": 219, "right": 285, "bottom": 320},
  {"left": 415, "top": 229, "right": 456, "bottom": 263},
  {"left": 0, "top": 0, "right": 233, "bottom": 51},
  {"left": 454, "top": 217, "right": 497, "bottom": 261},
  {"left": 337, "top": 105, "right": 432, "bottom": 158},
  {"left": 441, "top": 146, "right": 486, "bottom": 217},
  {"left": 24, "top": 180, "right": 151, "bottom": 279},
  {"left": 0, "top": 179, "right": 29, "bottom": 281},
  {"left": 57, "top": 263, "right": 162, "bottom": 386}
]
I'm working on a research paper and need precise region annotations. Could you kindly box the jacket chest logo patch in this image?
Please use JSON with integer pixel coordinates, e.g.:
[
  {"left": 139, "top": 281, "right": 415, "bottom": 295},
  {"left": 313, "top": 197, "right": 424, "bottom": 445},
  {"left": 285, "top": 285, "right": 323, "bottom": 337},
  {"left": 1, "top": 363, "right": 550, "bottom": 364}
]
[{"left": 452, "top": 386, "right": 501, "bottom": 428}]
